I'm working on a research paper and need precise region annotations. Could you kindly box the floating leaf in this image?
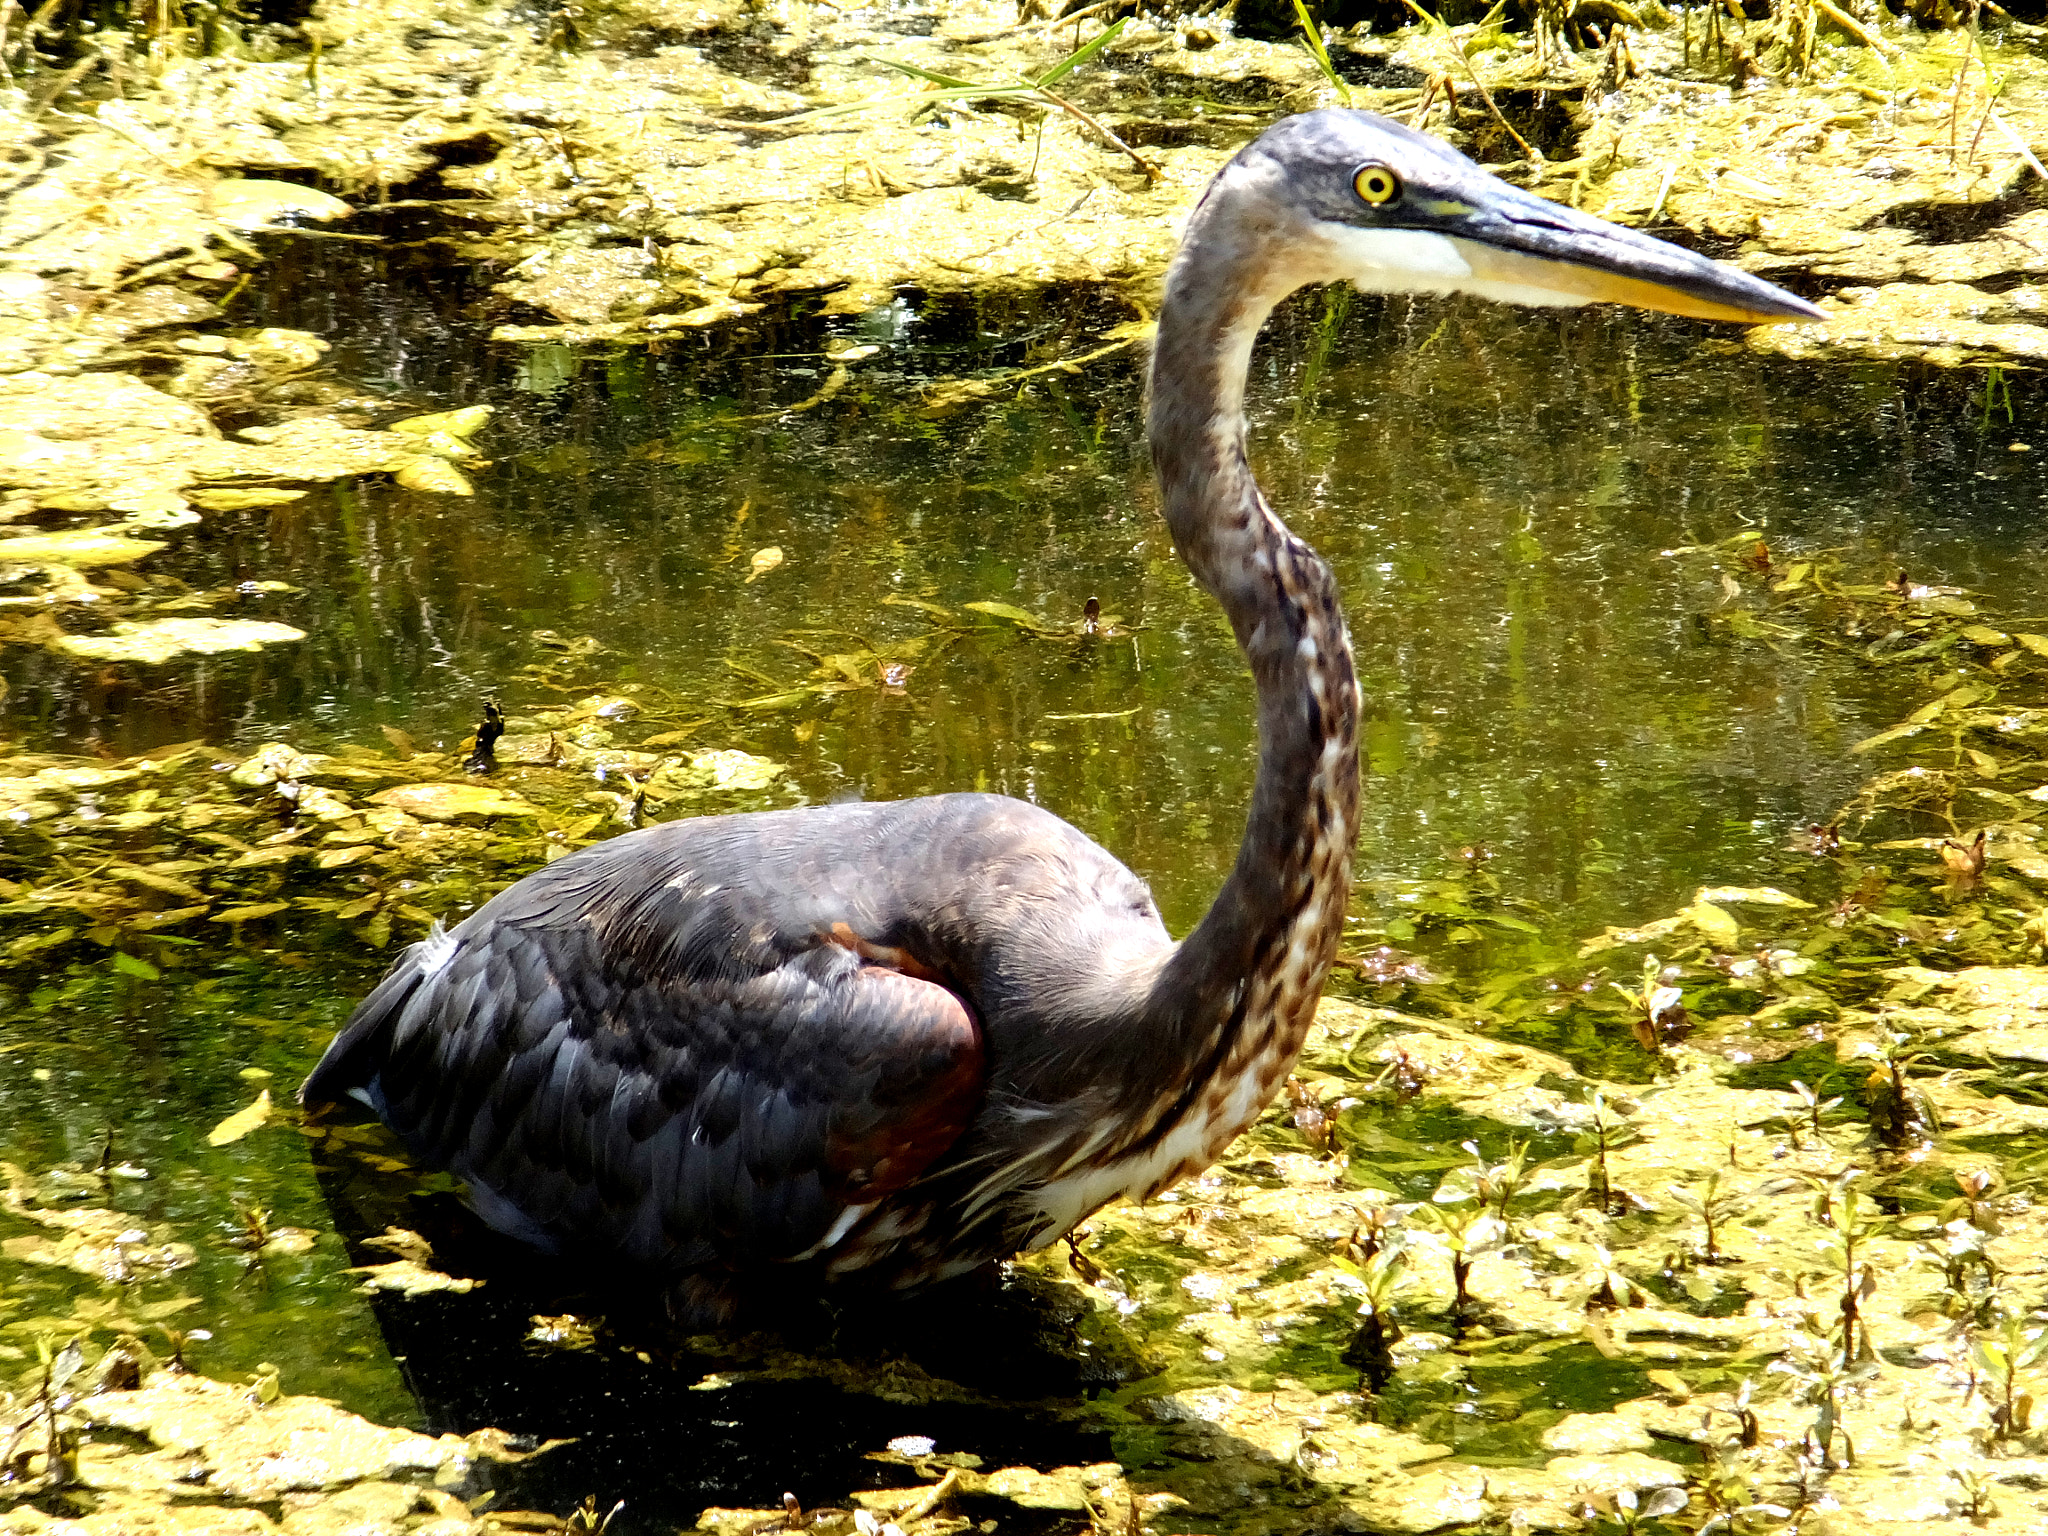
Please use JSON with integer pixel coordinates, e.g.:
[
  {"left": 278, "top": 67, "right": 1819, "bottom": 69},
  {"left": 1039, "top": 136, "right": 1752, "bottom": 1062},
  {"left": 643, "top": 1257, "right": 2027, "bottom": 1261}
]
[
  {"left": 1684, "top": 901, "right": 1741, "bottom": 946},
  {"left": 963, "top": 600, "right": 1043, "bottom": 626},
  {"left": 881, "top": 595, "right": 956, "bottom": 619},
  {"left": 1915, "top": 593, "right": 1978, "bottom": 616},
  {"left": 1696, "top": 886, "right": 1814, "bottom": 909},
  {"left": 393, "top": 456, "right": 474, "bottom": 495},
  {"left": 107, "top": 864, "right": 207, "bottom": 901},
  {"left": 721, "top": 689, "right": 816, "bottom": 712},
  {"left": 206, "top": 1089, "right": 272, "bottom": 1146},
  {"left": 1718, "top": 610, "right": 1802, "bottom": 642},
  {"left": 209, "top": 901, "right": 291, "bottom": 924},
  {"left": 351, "top": 1259, "right": 482, "bottom": 1296},
  {"left": 368, "top": 783, "right": 537, "bottom": 822},
  {"left": 187, "top": 489, "right": 308, "bottom": 511},
  {"left": 388, "top": 405, "right": 491, "bottom": 439},
  {"left": 1852, "top": 722, "right": 1924, "bottom": 754},
  {"left": 645, "top": 749, "right": 784, "bottom": 798},
  {"left": 746, "top": 547, "right": 785, "bottom": 583},
  {"left": 207, "top": 179, "right": 354, "bottom": 230},
  {"left": 1907, "top": 695, "right": 1952, "bottom": 725},
  {"left": 0, "top": 530, "right": 167, "bottom": 567},
  {"left": 316, "top": 846, "right": 377, "bottom": 871},
  {"left": 51, "top": 619, "right": 306, "bottom": 664}
]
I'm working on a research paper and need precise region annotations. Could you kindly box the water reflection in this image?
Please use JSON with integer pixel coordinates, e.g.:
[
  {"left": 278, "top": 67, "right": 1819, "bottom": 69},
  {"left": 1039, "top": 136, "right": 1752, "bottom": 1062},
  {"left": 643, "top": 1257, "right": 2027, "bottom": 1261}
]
[
  {"left": 14, "top": 278, "right": 2043, "bottom": 940},
  {"left": 4, "top": 268, "right": 2047, "bottom": 1453}
]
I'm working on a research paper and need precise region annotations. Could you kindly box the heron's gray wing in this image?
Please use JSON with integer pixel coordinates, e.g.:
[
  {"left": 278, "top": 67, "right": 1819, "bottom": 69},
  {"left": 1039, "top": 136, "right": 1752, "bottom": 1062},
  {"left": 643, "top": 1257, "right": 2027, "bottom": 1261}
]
[{"left": 303, "top": 864, "right": 982, "bottom": 1268}]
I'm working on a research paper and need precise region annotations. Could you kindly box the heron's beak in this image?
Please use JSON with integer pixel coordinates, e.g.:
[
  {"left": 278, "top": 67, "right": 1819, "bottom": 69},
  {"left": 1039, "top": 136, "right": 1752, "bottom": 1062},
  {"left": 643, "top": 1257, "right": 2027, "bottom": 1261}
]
[{"left": 1440, "top": 182, "right": 1825, "bottom": 325}]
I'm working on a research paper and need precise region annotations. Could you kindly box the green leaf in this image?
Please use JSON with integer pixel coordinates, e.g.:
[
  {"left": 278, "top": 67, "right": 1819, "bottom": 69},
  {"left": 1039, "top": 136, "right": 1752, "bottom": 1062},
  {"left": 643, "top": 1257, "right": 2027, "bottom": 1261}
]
[
  {"left": 1697, "top": 885, "right": 1815, "bottom": 908},
  {"left": 963, "top": 600, "right": 1046, "bottom": 626},
  {"left": 1291, "top": 0, "right": 1351, "bottom": 105},
  {"left": 1850, "top": 722, "right": 1925, "bottom": 754},
  {"left": 1033, "top": 17, "right": 1127, "bottom": 88},
  {"left": 111, "top": 951, "right": 160, "bottom": 980},
  {"left": 1686, "top": 900, "right": 1741, "bottom": 946},
  {"left": 863, "top": 53, "right": 981, "bottom": 89},
  {"left": 206, "top": 1089, "right": 273, "bottom": 1146}
]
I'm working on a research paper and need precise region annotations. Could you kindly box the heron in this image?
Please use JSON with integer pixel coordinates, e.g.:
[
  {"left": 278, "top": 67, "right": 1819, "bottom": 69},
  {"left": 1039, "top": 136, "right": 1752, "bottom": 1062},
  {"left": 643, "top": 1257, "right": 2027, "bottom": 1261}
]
[{"left": 303, "top": 110, "right": 1821, "bottom": 1323}]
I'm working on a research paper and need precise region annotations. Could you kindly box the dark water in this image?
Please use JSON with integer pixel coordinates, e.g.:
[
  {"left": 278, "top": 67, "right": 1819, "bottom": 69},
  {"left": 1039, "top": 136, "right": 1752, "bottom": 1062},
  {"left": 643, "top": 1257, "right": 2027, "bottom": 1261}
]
[{"left": 4, "top": 243, "right": 2048, "bottom": 1522}]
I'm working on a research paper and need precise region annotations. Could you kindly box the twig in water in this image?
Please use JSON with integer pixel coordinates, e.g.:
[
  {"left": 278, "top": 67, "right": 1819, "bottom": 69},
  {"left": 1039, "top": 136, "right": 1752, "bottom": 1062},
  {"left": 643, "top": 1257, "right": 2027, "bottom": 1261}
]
[
  {"left": 1991, "top": 108, "right": 2048, "bottom": 180},
  {"left": 1397, "top": 0, "right": 1533, "bottom": 161},
  {"left": 1811, "top": 0, "right": 1893, "bottom": 55}
]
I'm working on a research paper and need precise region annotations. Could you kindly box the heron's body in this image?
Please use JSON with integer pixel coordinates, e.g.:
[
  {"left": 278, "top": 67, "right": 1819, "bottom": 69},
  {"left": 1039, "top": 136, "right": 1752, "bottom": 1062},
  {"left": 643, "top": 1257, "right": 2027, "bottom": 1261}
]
[{"left": 303, "top": 110, "right": 1819, "bottom": 1321}]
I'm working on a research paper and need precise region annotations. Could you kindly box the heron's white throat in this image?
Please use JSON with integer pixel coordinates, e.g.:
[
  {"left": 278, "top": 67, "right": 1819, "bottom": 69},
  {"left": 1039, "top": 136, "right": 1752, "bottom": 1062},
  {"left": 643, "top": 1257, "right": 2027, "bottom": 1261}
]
[{"left": 1325, "top": 226, "right": 1589, "bottom": 309}]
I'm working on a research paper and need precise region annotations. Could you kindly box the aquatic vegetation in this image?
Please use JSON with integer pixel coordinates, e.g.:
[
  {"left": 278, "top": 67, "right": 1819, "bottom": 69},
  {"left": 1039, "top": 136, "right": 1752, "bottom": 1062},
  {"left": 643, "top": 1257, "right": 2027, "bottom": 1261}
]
[
  {"left": 0, "top": 696, "right": 791, "bottom": 967},
  {"left": 11, "top": 0, "right": 2048, "bottom": 1526}
]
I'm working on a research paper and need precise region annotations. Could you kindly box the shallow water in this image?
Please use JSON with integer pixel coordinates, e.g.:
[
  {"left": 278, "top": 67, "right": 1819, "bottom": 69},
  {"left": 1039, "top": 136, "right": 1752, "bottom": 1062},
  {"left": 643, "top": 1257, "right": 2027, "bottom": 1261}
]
[{"left": 6, "top": 254, "right": 2048, "bottom": 1523}]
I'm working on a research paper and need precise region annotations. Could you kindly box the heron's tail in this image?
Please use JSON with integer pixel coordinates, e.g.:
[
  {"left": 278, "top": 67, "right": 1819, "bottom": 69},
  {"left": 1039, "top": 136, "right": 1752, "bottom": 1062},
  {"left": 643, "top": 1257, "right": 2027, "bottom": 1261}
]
[{"left": 298, "top": 923, "right": 449, "bottom": 1115}]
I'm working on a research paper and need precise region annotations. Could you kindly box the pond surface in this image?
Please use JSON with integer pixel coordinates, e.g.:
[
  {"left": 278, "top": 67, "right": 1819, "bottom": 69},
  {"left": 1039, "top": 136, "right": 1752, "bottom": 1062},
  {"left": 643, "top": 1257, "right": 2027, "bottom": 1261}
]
[{"left": 5, "top": 249, "right": 2048, "bottom": 1526}]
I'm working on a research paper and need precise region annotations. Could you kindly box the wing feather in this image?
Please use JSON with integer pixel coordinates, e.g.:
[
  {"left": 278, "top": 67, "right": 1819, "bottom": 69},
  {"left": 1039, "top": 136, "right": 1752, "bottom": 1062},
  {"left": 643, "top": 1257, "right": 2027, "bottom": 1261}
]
[{"left": 303, "top": 836, "right": 984, "bottom": 1269}]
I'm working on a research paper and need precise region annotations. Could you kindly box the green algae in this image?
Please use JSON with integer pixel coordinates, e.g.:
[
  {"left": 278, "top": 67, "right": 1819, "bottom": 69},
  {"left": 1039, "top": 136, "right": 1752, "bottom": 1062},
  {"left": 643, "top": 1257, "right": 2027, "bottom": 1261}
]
[{"left": 12, "top": 0, "right": 2048, "bottom": 1532}]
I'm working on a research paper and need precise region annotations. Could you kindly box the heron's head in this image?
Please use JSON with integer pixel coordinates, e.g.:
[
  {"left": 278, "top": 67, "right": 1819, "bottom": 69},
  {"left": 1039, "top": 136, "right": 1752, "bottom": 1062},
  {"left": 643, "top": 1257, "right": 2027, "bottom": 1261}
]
[{"left": 1187, "top": 110, "right": 1822, "bottom": 325}]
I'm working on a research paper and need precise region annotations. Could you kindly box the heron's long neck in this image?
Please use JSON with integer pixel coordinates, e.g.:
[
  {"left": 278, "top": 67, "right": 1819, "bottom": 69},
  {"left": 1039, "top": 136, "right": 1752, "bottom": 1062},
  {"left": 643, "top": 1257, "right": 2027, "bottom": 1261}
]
[{"left": 1139, "top": 232, "right": 1363, "bottom": 1120}]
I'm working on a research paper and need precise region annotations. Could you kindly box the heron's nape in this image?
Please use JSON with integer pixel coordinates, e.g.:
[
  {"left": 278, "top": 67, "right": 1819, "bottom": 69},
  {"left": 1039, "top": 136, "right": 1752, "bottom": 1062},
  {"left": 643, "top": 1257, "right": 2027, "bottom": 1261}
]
[{"left": 301, "top": 109, "right": 1820, "bottom": 1324}]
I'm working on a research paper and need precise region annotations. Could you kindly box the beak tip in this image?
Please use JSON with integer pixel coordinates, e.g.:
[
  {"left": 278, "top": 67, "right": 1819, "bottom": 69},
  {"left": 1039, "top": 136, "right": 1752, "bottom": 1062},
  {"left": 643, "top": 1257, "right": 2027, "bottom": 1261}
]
[{"left": 1766, "top": 295, "right": 1831, "bottom": 325}]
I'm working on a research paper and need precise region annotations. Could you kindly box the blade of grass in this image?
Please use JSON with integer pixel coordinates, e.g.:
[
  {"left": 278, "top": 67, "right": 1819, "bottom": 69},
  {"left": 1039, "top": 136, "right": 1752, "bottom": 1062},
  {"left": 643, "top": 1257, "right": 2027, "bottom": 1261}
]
[
  {"left": 776, "top": 82, "right": 1036, "bottom": 123},
  {"left": 1292, "top": 0, "right": 1351, "bottom": 106},
  {"left": 862, "top": 55, "right": 984, "bottom": 88},
  {"left": 1034, "top": 17, "right": 1126, "bottom": 88}
]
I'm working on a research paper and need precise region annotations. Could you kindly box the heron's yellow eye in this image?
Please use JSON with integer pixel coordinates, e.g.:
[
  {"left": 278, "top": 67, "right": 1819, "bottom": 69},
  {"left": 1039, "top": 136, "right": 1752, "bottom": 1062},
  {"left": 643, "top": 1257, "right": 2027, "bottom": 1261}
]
[{"left": 1352, "top": 164, "right": 1401, "bottom": 206}]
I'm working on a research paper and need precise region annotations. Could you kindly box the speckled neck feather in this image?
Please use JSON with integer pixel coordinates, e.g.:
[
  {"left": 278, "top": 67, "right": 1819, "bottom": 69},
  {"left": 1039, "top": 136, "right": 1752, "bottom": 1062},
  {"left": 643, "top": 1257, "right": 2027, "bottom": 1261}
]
[{"left": 1118, "top": 168, "right": 1365, "bottom": 1190}]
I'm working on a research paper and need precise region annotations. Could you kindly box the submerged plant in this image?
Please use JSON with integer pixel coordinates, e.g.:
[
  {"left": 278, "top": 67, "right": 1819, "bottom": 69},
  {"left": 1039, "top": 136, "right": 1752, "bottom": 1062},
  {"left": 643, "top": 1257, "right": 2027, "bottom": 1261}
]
[
  {"left": 1338, "top": 1244, "right": 1408, "bottom": 1393},
  {"left": 1788, "top": 1079, "right": 1842, "bottom": 1144},
  {"left": 1341, "top": 1205, "right": 1398, "bottom": 1267},
  {"left": 1949, "top": 1462, "right": 1997, "bottom": 1524},
  {"left": 1710, "top": 1378, "right": 1764, "bottom": 1451},
  {"left": 1610, "top": 954, "right": 1687, "bottom": 1052},
  {"left": 1584, "top": 1242, "right": 1647, "bottom": 1311},
  {"left": 1667, "top": 1172, "right": 1738, "bottom": 1264},
  {"left": 1585, "top": 1089, "right": 1638, "bottom": 1214},
  {"left": 0, "top": 1336, "right": 83, "bottom": 1492},
  {"left": 1771, "top": 1324, "right": 1878, "bottom": 1470},
  {"left": 1805, "top": 1176, "right": 1887, "bottom": 1369},
  {"left": 1287, "top": 1076, "right": 1338, "bottom": 1157},
  {"left": 1943, "top": 1168, "right": 2002, "bottom": 1234},
  {"left": 1864, "top": 1045, "right": 1938, "bottom": 1150},
  {"left": 1415, "top": 1202, "right": 1497, "bottom": 1320},
  {"left": 1583, "top": 1486, "right": 1688, "bottom": 1535},
  {"left": 1695, "top": 1430, "right": 1791, "bottom": 1536},
  {"left": 1972, "top": 1313, "right": 2048, "bottom": 1447},
  {"left": 1927, "top": 1216, "right": 2000, "bottom": 1320},
  {"left": 1462, "top": 1136, "right": 1530, "bottom": 1238}
]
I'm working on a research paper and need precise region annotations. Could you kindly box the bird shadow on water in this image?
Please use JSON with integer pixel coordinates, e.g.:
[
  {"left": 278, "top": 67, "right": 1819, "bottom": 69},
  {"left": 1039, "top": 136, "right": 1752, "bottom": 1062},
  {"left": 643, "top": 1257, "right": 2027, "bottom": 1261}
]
[{"left": 309, "top": 1133, "right": 1128, "bottom": 1531}]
